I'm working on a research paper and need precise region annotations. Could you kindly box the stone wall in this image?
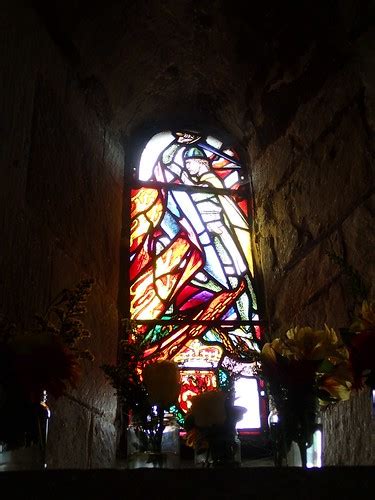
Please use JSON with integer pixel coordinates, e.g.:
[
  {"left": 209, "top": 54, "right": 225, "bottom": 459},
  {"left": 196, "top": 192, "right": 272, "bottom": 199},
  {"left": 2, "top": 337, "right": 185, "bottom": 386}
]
[
  {"left": 247, "top": 11, "right": 375, "bottom": 465},
  {"left": 0, "top": 5, "right": 123, "bottom": 467}
]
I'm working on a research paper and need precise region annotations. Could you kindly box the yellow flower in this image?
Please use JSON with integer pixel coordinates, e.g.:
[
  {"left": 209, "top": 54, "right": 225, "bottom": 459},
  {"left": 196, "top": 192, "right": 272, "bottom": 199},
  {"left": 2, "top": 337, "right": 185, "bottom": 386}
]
[
  {"left": 261, "top": 342, "right": 278, "bottom": 363},
  {"left": 188, "top": 390, "right": 227, "bottom": 428},
  {"left": 142, "top": 360, "right": 180, "bottom": 409},
  {"left": 286, "top": 326, "right": 331, "bottom": 360},
  {"left": 270, "top": 325, "right": 348, "bottom": 363},
  {"left": 260, "top": 342, "right": 284, "bottom": 377}
]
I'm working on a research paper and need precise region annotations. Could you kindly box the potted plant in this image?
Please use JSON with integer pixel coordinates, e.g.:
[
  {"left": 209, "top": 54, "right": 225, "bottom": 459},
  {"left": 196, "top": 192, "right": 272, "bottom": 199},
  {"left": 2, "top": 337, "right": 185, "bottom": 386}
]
[
  {"left": 0, "top": 278, "right": 94, "bottom": 470},
  {"left": 260, "top": 325, "right": 353, "bottom": 467},
  {"left": 102, "top": 320, "right": 181, "bottom": 468}
]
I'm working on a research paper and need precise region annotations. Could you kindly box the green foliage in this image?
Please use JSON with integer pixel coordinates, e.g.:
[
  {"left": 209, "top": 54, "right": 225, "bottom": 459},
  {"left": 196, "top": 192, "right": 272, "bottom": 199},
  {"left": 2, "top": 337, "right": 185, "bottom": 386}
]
[
  {"left": 33, "top": 278, "right": 95, "bottom": 361},
  {"left": 0, "top": 278, "right": 95, "bottom": 447},
  {"left": 101, "top": 319, "right": 151, "bottom": 419},
  {"left": 0, "top": 278, "right": 95, "bottom": 364}
]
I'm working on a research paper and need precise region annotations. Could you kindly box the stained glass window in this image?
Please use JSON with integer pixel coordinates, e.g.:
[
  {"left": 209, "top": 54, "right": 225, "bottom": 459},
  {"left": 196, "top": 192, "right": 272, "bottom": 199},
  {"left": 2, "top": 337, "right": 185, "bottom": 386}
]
[{"left": 129, "top": 130, "right": 266, "bottom": 432}]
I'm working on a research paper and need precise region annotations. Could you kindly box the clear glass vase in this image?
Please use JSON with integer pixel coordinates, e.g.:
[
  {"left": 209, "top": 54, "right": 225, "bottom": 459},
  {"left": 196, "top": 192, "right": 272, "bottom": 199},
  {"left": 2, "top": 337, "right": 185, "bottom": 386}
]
[
  {"left": 268, "top": 404, "right": 322, "bottom": 468},
  {"left": 126, "top": 412, "right": 180, "bottom": 469},
  {"left": 194, "top": 432, "right": 241, "bottom": 468},
  {"left": 286, "top": 413, "right": 323, "bottom": 468}
]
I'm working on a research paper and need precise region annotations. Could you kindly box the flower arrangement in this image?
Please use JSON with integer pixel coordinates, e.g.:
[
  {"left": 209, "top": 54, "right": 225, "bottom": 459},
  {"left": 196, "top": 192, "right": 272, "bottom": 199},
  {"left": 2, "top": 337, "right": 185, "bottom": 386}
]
[
  {"left": 260, "top": 325, "right": 352, "bottom": 466},
  {"left": 327, "top": 251, "right": 374, "bottom": 389},
  {"left": 101, "top": 320, "right": 181, "bottom": 466},
  {"left": 259, "top": 249, "right": 374, "bottom": 467},
  {"left": 184, "top": 388, "right": 246, "bottom": 467},
  {"left": 101, "top": 320, "right": 150, "bottom": 420},
  {"left": 0, "top": 278, "right": 94, "bottom": 451}
]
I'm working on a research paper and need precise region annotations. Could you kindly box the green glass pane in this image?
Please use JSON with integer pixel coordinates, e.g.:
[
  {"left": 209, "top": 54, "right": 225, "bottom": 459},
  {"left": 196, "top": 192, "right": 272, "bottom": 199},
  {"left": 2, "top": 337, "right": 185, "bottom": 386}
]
[
  {"left": 218, "top": 369, "right": 230, "bottom": 390},
  {"left": 170, "top": 405, "right": 185, "bottom": 427}
]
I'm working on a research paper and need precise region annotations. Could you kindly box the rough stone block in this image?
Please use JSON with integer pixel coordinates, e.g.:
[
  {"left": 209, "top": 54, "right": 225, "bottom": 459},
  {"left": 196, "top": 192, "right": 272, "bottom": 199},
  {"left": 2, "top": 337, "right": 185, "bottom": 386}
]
[
  {"left": 282, "top": 106, "right": 372, "bottom": 241},
  {"left": 323, "top": 388, "right": 374, "bottom": 465},
  {"left": 47, "top": 397, "right": 91, "bottom": 469},
  {"left": 49, "top": 246, "right": 119, "bottom": 415},
  {"left": 252, "top": 134, "right": 297, "bottom": 196},
  {"left": 270, "top": 238, "right": 342, "bottom": 335},
  {"left": 342, "top": 197, "right": 375, "bottom": 299},
  {"left": 256, "top": 188, "right": 300, "bottom": 272},
  {"left": 289, "top": 65, "right": 362, "bottom": 150},
  {"left": 292, "top": 280, "right": 350, "bottom": 331},
  {"left": 104, "top": 130, "right": 124, "bottom": 186},
  {"left": 89, "top": 415, "right": 117, "bottom": 468},
  {"left": 25, "top": 76, "right": 123, "bottom": 300}
]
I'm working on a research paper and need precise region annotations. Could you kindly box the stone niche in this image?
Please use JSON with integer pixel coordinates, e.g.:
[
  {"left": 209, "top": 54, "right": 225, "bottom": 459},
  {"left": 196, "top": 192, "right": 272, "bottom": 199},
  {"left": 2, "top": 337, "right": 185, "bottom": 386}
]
[{"left": 1, "top": 0, "right": 374, "bottom": 467}]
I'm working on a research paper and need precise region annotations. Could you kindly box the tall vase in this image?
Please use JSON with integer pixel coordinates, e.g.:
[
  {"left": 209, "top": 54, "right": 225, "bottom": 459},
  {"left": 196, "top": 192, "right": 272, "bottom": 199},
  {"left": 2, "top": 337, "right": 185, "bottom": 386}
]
[
  {"left": 268, "top": 403, "right": 322, "bottom": 468},
  {"left": 0, "top": 391, "right": 50, "bottom": 471},
  {"left": 126, "top": 412, "right": 180, "bottom": 469},
  {"left": 288, "top": 410, "right": 322, "bottom": 468}
]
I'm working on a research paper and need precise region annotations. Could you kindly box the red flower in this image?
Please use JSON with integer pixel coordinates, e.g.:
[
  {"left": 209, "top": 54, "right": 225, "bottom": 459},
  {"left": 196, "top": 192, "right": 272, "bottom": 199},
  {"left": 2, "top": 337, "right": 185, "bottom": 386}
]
[
  {"left": 348, "top": 331, "right": 375, "bottom": 389},
  {"left": 9, "top": 332, "right": 81, "bottom": 402},
  {"left": 261, "top": 343, "right": 317, "bottom": 391}
]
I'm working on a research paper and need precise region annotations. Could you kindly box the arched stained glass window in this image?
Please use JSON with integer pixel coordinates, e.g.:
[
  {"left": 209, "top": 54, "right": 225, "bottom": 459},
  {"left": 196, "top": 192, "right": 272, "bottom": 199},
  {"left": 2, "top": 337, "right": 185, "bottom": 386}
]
[{"left": 129, "top": 130, "right": 267, "bottom": 432}]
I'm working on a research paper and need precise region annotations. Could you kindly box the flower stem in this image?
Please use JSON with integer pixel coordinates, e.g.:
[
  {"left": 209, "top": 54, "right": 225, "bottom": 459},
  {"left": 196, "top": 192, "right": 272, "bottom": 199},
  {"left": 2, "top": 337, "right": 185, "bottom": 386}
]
[{"left": 155, "top": 407, "right": 165, "bottom": 454}]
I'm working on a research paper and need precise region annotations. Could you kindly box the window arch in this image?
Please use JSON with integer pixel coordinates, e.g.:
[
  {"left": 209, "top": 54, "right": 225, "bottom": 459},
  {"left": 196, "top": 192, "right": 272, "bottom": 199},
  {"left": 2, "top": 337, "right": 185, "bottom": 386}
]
[{"left": 128, "top": 129, "right": 267, "bottom": 432}]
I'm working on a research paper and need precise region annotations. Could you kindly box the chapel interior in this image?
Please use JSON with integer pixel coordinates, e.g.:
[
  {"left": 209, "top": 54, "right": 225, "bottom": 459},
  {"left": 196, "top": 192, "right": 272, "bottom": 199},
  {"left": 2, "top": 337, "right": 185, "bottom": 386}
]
[{"left": 1, "top": 0, "right": 374, "bottom": 496}]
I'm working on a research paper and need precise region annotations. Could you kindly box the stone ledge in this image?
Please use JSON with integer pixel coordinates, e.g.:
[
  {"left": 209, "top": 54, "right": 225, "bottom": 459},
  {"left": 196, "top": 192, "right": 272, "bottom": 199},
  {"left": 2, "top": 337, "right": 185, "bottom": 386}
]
[{"left": 0, "top": 467, "right": 374, "bottom": 499}]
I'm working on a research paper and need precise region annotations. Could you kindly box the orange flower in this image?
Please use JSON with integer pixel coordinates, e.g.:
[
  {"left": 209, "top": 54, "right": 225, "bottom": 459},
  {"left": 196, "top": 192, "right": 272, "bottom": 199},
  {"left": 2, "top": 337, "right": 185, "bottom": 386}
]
[{"left": 319, "top": 363, "right": 353, "bottom": 403}]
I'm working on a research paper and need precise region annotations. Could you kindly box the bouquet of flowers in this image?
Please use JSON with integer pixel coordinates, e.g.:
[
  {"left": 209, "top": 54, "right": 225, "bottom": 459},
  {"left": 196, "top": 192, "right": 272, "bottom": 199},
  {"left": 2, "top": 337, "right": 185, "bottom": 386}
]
[
  {"left": 184, "top": 389, "right": 246, "bottom": 467},
  {"left": 260, "top": 325, "right": 352, "bottom": 466},
  {"left": 327, "top": 252, "right": 374, "bottom": 388},
  {"left": 102, "top": 321, "right": 181, "bottom": 466},
  {"left": 0, "top": 278, "right": 94, "bottom": 451}
]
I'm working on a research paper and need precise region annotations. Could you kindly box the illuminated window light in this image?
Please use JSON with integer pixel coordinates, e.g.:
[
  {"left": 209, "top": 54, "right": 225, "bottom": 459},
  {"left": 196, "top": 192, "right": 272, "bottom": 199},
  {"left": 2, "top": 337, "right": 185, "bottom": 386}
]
[
  {"left": 234, "top": 377, "right": 261, "bottom": 430},
  {"left": 306, "top": 429, "right": 322, "bottom": 468}
]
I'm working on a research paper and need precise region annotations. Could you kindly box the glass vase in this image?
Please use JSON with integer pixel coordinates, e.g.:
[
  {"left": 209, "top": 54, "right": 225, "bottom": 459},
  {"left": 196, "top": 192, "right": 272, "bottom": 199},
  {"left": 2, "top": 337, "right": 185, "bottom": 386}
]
[
  {"left": 126, "top": 413, "right": 180, "bottom": 469},
  {"left": 194, "top": 432, "right": 241, "bottom": 468},
  {"left": 0, "top": 391, "right": 50, "bottom": 471},
  {"left": 286, "top": 413, "right": 323, "bottom": 468},
  {"left": 268, "top": 405, "right": 322, "bottom": 468}
]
